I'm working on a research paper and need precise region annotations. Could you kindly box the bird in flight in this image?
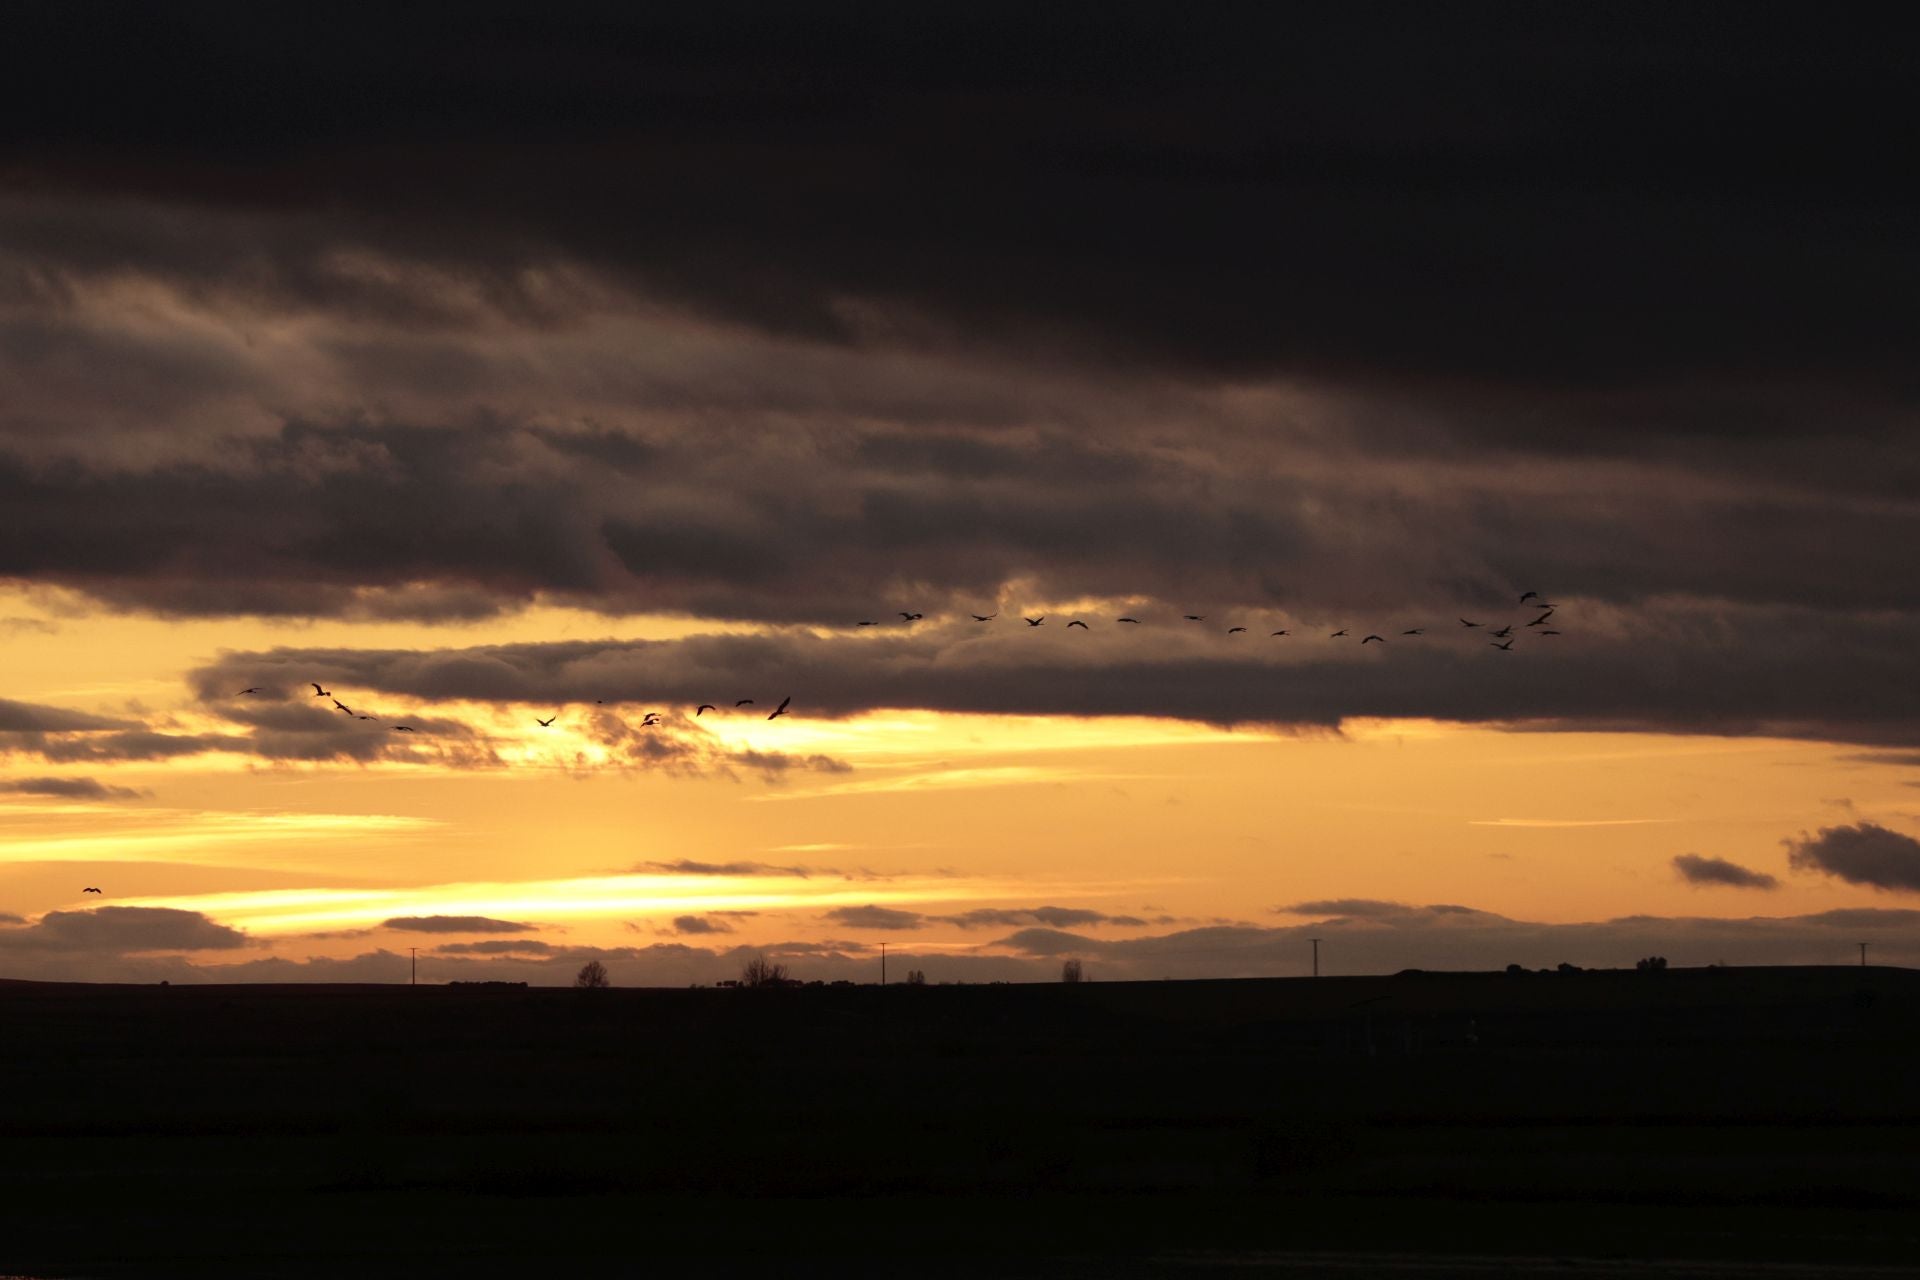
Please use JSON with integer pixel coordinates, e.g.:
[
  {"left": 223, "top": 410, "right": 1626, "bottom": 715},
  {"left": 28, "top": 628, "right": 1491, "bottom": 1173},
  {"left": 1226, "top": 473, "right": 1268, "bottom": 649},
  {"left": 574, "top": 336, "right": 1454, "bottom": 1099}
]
[
  {"left": 1330, "top": 629, "right": 1348, "bottom": 638},
  {"left": 1491, "top": 625, "right": 1514, "bottom": 638},
  {"left": 236, "top": 687, "right": 262, "bottom": 696},
  {"left": 899, "top": 612, "right": 923, "bottom": 622},
  {"left": 857, "top": 620, "right": 876, "bottom": 627},
  {"left": 1025, "top": 616, "right": 1045, "bottom": 626},
  {"left": 1183, "top": 615, "right": 1204, "bottom": 622},
  {"left": 1402, "top": 628, "right": 1424, "bottom": 636},
  {"left": 1528, "top": 609, "right": 1555, "bottom": 626},
  {"left": 735, "top": 699, "right": 754, "bottom": 707},
  {"left": 768, "top": 696, "right": 792, "bottom": 720},
  {"left": 1226, "top": 626, "right": 1247, "bottom": 634},
  {"left": 331, "top": 698, "right": 351, "bottom": 713},
  {"left": 83, "top": 886, "right": 102, "bottom": 894},
  {"left": 1491, "top": 640, "right": 1514, "bottom": 651},
  {"left": 1520, "top": 591, "right": 1540, "bottom": 604},
  {"left": 972, "top": 614, "right": 996, "bottom": 622},
  {"left": 695, "top": 704, "right": 716, "bottom": 716},
  {"left": 356, "top": 714, "right": 376, "bottom": 721},
  {"left": 311, "top": 683, "right": 331, "bottom": 697},
  {"left": 1539, "top": 629, "right": 1561, "bottom": 636},
  {"left": 392, "top": 725, "right": 416, "bottom": 732},
  {"left": 536, "top": 716, "right": 556, "bottom": 727},
  {"left": 1067, "top": 620, "right": 1089, "bottom": 629},
  {"left": 1116, "top": 617, "right": 1140, "bottom": 624},
  {"left": 1270, "top": 630, "right": 1289, "bottom": 637},
  {"left": 1459, "top": 619, "right": 1482, "bottom": 628},
  {"left": 641, "top": 713, "right": 661, "bottom": 727},
  {"left": 1361, "top": 635, "right": 1385, "bottom": 644}
]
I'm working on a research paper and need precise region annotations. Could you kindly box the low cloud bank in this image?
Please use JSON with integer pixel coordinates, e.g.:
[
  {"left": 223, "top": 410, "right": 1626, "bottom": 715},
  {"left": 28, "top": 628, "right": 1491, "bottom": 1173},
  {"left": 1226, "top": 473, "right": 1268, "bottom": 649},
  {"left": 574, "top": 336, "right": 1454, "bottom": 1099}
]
[{"left": 5, "top": 901, "right": 1915, "bottom": 984}]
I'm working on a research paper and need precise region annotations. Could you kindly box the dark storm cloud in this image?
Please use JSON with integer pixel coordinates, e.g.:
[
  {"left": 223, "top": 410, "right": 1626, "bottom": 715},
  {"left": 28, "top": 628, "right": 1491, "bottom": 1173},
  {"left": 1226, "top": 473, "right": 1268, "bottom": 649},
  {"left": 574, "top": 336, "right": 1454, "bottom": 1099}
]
[
  {"left": 381, "top": 915, "right": 535, "bottom": 934},
  {"left": 1, "top": 4, "right": 1916, "bottom": 758},
  {"left": 188, "top": 604, "right": 1920, "bottom": 748},
  {"left": 1672, "top": 854, "right": 1780, "bottom": 890},
  {"left": 6, "top": 404, "right": 1919, "bottom": 626},
  {"left": 0, "top": 776, "right": 148, "bottom": 800},
  {"left": 5, "top": 5, "right": 1918, "bottom": 400},
  {"left": 0, "top": 906, "right": 247, "bottom": 953},
  {"left": 1784, "top": 823, "right": 1920, "bottom": 893}
]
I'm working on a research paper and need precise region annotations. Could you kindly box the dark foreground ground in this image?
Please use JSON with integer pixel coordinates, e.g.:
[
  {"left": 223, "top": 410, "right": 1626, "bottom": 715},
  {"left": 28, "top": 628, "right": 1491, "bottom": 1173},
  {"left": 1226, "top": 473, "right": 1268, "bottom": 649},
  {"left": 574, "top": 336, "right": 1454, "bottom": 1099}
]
[{"left": 3, "top": 966, "right": 1919, "bottom": 1277}]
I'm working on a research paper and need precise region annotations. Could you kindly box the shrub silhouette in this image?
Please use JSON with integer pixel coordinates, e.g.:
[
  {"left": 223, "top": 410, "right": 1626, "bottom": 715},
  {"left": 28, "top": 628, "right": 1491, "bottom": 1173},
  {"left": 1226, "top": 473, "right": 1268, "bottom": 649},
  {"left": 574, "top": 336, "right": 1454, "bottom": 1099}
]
[
  {"left": 1061, "top": 959, "right": 1084, "bottom": 984},
  {"left": 740, "top": 954, "right": 789, "bottom": 987}
]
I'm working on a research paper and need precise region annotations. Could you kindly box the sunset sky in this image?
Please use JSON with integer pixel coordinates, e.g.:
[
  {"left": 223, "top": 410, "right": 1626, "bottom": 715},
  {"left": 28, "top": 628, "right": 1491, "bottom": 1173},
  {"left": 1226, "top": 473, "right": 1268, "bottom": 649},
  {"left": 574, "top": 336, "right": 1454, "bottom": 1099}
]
[{"left": 3, "top": 5, "right": 1918, "bottom": 984}]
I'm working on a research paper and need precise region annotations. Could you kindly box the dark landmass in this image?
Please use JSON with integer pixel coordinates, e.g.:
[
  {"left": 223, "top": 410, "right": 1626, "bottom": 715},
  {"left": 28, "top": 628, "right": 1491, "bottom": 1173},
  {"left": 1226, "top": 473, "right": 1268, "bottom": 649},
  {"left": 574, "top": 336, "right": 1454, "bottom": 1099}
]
[{"left": 3, "top": 966, "right": 1919, "bottom": 1277}]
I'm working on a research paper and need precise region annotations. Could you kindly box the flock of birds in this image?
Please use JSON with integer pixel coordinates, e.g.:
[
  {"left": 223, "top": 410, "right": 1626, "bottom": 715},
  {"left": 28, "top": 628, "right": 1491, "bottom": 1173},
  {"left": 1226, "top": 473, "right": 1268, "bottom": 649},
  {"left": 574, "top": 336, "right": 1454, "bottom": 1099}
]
[
  {"left": 230, "top": 683, "right": 795, "bottom": 732},
  {"left": 871, "top": 590, "right": 1566, "bottom": 652}
]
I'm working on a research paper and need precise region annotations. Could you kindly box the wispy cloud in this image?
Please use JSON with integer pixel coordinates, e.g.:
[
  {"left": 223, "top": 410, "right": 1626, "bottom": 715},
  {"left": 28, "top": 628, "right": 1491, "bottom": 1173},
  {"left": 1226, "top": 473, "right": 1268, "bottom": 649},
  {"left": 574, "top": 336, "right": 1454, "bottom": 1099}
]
[
  {"left": 750, "top": 764, "right": 1149, "bottom": 802},
  {"left": 0, "top": 807, "right": 438, "bottom": 864},
  {"left": 1468, "top": 817, "right": 1683, "bottom": 829}
]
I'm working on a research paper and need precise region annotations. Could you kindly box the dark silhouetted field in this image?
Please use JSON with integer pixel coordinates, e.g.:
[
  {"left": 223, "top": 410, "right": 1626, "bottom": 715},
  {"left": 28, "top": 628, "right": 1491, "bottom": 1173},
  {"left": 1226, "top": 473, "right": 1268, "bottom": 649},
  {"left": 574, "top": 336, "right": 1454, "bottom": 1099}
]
[{"left": 3, "top": 966, "right": 1919, "bottom": 1276}]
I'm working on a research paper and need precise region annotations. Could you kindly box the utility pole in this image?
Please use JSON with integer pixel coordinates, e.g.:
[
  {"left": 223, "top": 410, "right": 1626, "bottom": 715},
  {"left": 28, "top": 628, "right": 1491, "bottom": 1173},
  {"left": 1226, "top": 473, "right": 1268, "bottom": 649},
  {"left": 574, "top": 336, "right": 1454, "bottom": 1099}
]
[
  {"left": 881, "top": 941, "right": 888, "bottom": 986},
  {"left": 1309, "top": 937, "right": 1321, "bottom": 978},
  {"left": 1860, "top": 942, "right": 1868, "bottom": 968},
  {"left": 410, "top": 947, "right": 417, "bottom": 986}
]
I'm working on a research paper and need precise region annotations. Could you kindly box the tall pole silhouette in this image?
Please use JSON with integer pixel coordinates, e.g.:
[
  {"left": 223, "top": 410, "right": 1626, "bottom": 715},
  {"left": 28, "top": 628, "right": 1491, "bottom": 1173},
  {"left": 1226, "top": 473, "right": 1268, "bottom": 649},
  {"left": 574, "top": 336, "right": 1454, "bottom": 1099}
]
[
  {"left": 1309, "top": 937, "right": 1321, "bottom": 978},
  {"left": 410, "top": 946, "right": 417, "bottom": 986},
  {"left": 881, "top": 941, "right": 887, "bottom": 986},
  {"left": 1860, "top": 941, "right": 1868, "bottom": 967}
]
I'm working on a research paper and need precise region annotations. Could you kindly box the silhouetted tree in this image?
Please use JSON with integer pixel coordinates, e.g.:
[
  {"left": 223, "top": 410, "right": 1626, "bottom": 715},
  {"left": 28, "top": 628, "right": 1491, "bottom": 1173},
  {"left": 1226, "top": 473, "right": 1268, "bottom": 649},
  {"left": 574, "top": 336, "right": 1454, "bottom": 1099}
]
[
  {"left": 740, "top": 954, "right": 789, "bottom": 987},
  {"left": 1061, "top": 958, "right": 1084, "bottom": 983},
  {"left": 574, "top": 959, "right": 611, "bottom": 989},
  {"left": 906, "top": 968, "right": 926, "bottom": 985}
]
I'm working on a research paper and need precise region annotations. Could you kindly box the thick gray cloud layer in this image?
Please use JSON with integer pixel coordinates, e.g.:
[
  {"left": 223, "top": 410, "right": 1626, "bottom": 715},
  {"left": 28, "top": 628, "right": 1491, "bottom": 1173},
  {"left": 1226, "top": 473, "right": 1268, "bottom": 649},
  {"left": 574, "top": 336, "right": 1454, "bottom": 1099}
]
[
  {"left": 5, "top": 6, "right": 1917, "bottom": 395},
  {"left": 1672, "top": 855, "right": 1781, "bottom": 891},
  {"left": 1784, "top": 824, "right": 1920, "bottom": 893},
  {"left": 188, "top": 610, "right": 1920, "bottom": 747}
]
